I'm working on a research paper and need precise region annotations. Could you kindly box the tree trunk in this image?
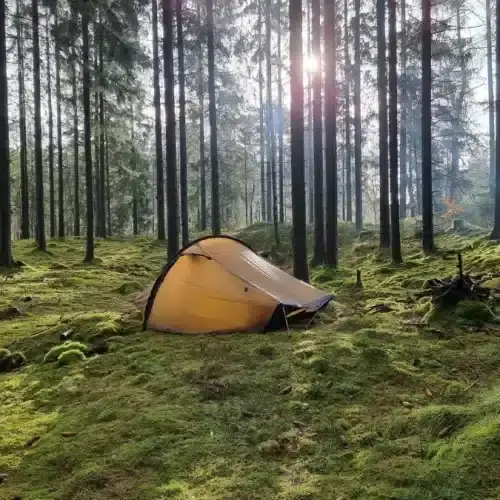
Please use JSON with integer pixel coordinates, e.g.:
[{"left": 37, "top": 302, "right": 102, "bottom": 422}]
[
  {"left": 131, "top": 104, "right": 138, "bottom": 236},
  {"left": 244, "top": 146, "right": 248, "bottom": 225},
  {"left": 206, "top": 0, "right": 220, "bottom": 234},
  {"left": 399, "top": 0, "right": 407, "bottom": 219},
  {"left": 46, "top": 16, "right": 55, "bottom": 238},
  {"left": 153, "top": 0, "right": 165, "bottom": 240},
  {"left": 312, "top": 0, "right": 324, "bottom": 264},
  {"left": 93, "top": 38, "right": 100, "bottom": 237},
  {"left": 258, "top": 0, "right": 266, "bottom": 222},
  {"left": 289, "top": 0, "right": 309, "bottom": 282},
  {"left": 307, "top": 2, "right": 313, "bottom": 224},
  {"left": 17, "top": 0, "right": 29, "bottom": 240},
  {"left": 324, "top": 0, "right": 338, "bottom": 268},
  {"left": 197, "top": 4, "right": 206, "bottom": 231},
  {"left": 106, "top": 130, "right": 111, "bottom": 235},
  {"left": 344, "top": 0, "right": 352, "bottom": 223},
  {"left": 266, "top": 0, "right": 280, "bottom": 245},
  {"left": 0, "top": 0, "right": 11, "bottom": 265},
  {"left": 277, "top": 0, "right": 284, "bottom": 223},
  {"left": 487, "top": 0, "right": 495, "bottom": 198},
  {"left": 163, "top": 0, "right": 179, "bottom": 259},
  {"left": 492, "top": 0, "right": 500, "bottom": 238},
  {"left": 55, "top": 11, "right": 64, "bottom": 238},
  {"left": 389, "top": 0, "right": 402, "bottom": 263},
  {"left": 82, "top": 4, "right": 94, "bottom": 262},
  {"left": 33, "top": 0, "right": 46, "bottom": 251},
  {"left": 72, "top": 42, "right": 80, "bottom": 236},
  {"left": 98, "top": 17, "right": 106, "bottom": 237},
  {"left": 421, "top": 0, "right": 434, "bottom": 251},
  {"left": 177, "top": 0, "right": 189, "bottom": 245},
  {"left": 377, "top": 0, "right": 390, "bottom": 248},
  {"left": 354, "top": 0, "right": 362, "bottom": 231}
]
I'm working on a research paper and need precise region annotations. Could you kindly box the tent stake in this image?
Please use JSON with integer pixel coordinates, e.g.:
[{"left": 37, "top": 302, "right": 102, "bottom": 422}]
[{"left": 283, "top": 305, "right": 291, "bottom": 333}]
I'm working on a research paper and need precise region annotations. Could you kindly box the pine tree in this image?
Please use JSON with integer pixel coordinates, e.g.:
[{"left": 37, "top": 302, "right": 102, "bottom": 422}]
[
  {"left": 258, "top": 0, "right": 266, "bottom": 221},
  {"left": 389, "top": 0, "right": 402, "bottom": 263},
  {"left": 55, "top": 10, "right": 65, "bottom": 238},
  {"left": 277, "top": 0, "right": 284, "bottom": 223},
  {"left": 421, "top": 0, "right": 434, "bottom": 251},
  {"left": 177, "top": 0, "right": 189, "bottom": 245},
  {"left": 324, "top": 0, "right": 338, "bottom": 267},
  {"left": 206, "top": 0, "right": 220, "bottom": 234},
  {"left": 353, "top": 0, "right": 362, "bottom": 231},
  {"left": 289, "top": 0, "right": 309, "bottom": 281},
  {"left": 197, "top": 3, "right": 206, "bottom": 231},
  {"left": 0, "top": 0, "right": 11, "bottom": 265},
  {"left": 377, "top": 0, "right": 390, "bottom": 248},
  {"left": 487, "top": 0, "right": 495, "bottom": 197},
  {"left": 46, "top": 16, "right": 55, "bottom": 238},
  {"left": 33, "top": 0, "right": 46, "bottom": 251},
  {"left": 343, "top": 0, "right": 352, "bottom": 222},
  {"left": 152, "top": 0, "right": 165, "bottom": 240},
  {"left": 399, "top": 0, "right": 407, "bottom": 219},
  {"left": 492, "top": 0, "right": 500, "bottom": 239},
  {"left": 311, "top": 0, "right": 324, "bottom": 265},
  {"left": 72, "top": 39, "right": 80, "bottom": 237}
]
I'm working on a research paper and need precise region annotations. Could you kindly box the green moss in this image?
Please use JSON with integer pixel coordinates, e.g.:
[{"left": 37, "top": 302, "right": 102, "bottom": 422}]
[
  {"left": 57, "top": 349, "right": 87, "bottom": 366},
  {"left": 43, "top": 341, "right": 89, "bottom": 363},
  {"left": 454, "top": 300, "right": 496, "bottom": 324}
]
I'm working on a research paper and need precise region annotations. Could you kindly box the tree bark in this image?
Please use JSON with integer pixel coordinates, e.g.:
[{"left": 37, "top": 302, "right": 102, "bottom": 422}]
[
  {"left": 131, "top": 104, "right": 138, "bottom": 236},
  {"left": 106, "top": 130, "right": 111, "bottom": 235},
  {"left": 258, "top": 0, "right": 266, "bottom": 222},
  {"left": 55, "top": 11, "right": 64, "bottom": 238},
  {"left": 82, "top": 3, "right": 94, "bottom": 261},
  {"left": 153, "top": 0, "right": 165, "bottom": 240},
  {"left": 492, "top": 0, "right": 500, "bottom": 238},
  {"left": 421, "top": 0, "right": 434, "bottom": 251},
  {"left": 177, "top": 0, "right": 189, "bottom": 245},
  {"left": 244, "top": 146, "right": 248, "bottom": 225},
  {"left": 344, "top": 0, "right": 352, "bottom": 222},
  {"left": 289, "top": 0, "right": 309, "bottom": 282},
  {"left": 399, "top": 0, "right": 407, "bottom": 218},
  {"left": 197, "top": 4, "right": 206, "bottom": 231},
  {"left": 72, "top": 41, "right": 80, "bottom": 236},
  {"left": 0, "top": 0, "right": 11, "bottom": 265},
  {"left": 389, "top": 0, "right": 402, "bottom": 263},
  {"left": 307, "top": 2, "right": 313, "bottom": 224},
  {"left": 17, "top": 0, "right": 29, "bottom": 240},
  {"left": 266, "top": 0, "right": 279, "bottom": 245},
  {"left": 163, "top": 0, "right": 179, "bottom": 259},
  {"left": 33, "top": 0, "right": 46, "bottom": 251},
  {"left": 46, "top": 16, "right": 55, "bottom": 239},
  {"left": 277, "top": 0, "right": 284, "bottom": 223},
  {"left": 312, "top": 0, "right": 324, "bottom": 264},
  {"left": 354, "top": 0, "right": 362, "bottom": 231},
  {"left": 377, "top": 0, "right": 390, "bottom": 248},
  {"left": 324, "top": 0, "right": 338, "bottom": 267},
  {"left": 206, "top": 0, "right": 220, "bottom": 234},
  {"left": 487, "top": 0, "right": 495, "bottom": 198},
  {"left": 98, "top": 16, "right": 106, "bottom": 237}
]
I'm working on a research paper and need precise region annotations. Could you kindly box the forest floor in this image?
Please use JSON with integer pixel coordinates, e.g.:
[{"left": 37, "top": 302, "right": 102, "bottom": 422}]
[{"left": 2, "top": 223, "right": 500, "bottom": 500}]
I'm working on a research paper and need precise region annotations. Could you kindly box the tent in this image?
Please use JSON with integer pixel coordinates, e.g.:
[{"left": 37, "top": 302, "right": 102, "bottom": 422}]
[{"left": 141, "top": 235, "right": 333, "bottom": 334}]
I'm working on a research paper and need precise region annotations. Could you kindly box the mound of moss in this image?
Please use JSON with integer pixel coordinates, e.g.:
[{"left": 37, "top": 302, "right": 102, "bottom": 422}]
[
  {"left": 43, "top": 341, "right": 89, "bottom": 364},
  {"left": 57, "top": 349, "right": 87, "bottom": 366}
]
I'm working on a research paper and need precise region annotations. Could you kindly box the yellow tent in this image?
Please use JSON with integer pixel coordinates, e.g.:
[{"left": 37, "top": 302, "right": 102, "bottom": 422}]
[{"left": 141, "top": 235, "right": 333, "bottom": 334}]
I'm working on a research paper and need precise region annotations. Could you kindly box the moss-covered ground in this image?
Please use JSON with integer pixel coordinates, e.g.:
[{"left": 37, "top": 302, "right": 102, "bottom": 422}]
[{"left": 3, "top": 224, "right": 500, "bottom": 499}]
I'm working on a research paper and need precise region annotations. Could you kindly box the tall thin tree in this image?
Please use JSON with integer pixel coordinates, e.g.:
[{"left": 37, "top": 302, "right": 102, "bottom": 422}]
[
  {"left": 266, "top": 0, "right": 279, "bottom": 245},
  {"left": 0, "top": 0, "right": 11, "bottom": 265},
  {"left": 33, "top": 0, "right": 46, "bottom": 251},
  {"left": 206, "top": 0, "right": 220, "bottom": 234},
  {"left": 354, "top": 0, "right": 362, "bottom": 230},
  {"left": 277, "top": 0, "right": 284, "bottom": 223},
  {"left": 17, "top": 0, "right": 29, "bottom": 239},
  {"left": 164, "top": 0, "right": 179, "bottom": 259},
  {"left": 258, "top": 0, "right": 266, "bottom": 221},
  {"left": 197, "top": 3, "right": 206, "bottom": 231},
  {"left": 312, "top": 0, "right": 324, "bottom": 265},
  {"left": 487, "top": 0, "right": 495, "bottom": 198},
  {"left": 399, "top": 0, "right": 407, "bottom": 218},
  {"left": 55, "top": 10, "right": 64, "bottom": 237},
  {"left": 377, "top": 0, "right": 390, "bottom": 248},
  {"left": 289, "top": 0, "right": 309, "bottom": 281},
  {"left": 152, "top": 0, "right": 165, "bottom": 240},
  {"left": 46, "top": 16, "right": 55, "bottom": 238},
  {"left": 492, "top": 0, "right": 500, "bottom": 238},
  {"left": 82, "top": 3, "right": 94, "bottom": 261},
  {"left": 177, "top": 0, "right": 189, "bottom": 244},
  {"left": 389, "top": 0, "right": 402, "bottom": 262},
  {"left": 324, "top": 0, "right": 338, "bottom": 267},
  {"left": 72, "top": 40, "right": 80, "bottom": 236},
  {"left": 421, "top": 0, "right": 434, "bottom": 251},
  {"left": 98, "top": 15, "right": 106, "bottom": 237},
  {"left": 344, "top": 0, "right": 352, "bottom": 222}
]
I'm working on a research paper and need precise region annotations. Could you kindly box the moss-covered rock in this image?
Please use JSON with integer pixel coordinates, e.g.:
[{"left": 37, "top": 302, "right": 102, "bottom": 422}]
[
  {"left": 57, "top": 349, "right": 87, "bottom": 366},
  {"left": 43, "top": 342, "right": 89, "bottom": 364}
]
